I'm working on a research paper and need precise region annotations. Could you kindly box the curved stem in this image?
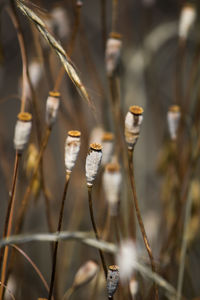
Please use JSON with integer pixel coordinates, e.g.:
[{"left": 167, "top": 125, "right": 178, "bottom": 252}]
[
  {"left": 48, "top": 173, "right": 70, "bottom": 300},
  {"left": 87, "top": 187, "right": 107, "bottom": 279},
  {"left": 0, "top": 152, "right": 20, "bottom": 300},
  {"left": 128, "top": 149, "right": 158, "bottom": 300}
]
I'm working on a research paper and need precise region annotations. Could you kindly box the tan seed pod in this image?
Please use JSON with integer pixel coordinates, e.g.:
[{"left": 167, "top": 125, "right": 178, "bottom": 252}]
[
  {"left": 102, "top": 132, "right": 114, "bottom": 166},
  {"left": 178, "top": 3, "right": 196, "bottom": 40},
  {"left": 107, "top": 265, "right": 120, "bottom": 299},
  {"left": 72, "top": 260, "right": 99, "bottom": 289},
  {"left": 105, "top": 33, "right": 122, "bottom": 77},
  {"left": 65, "top": 131, "right": 81, "bottom": 174},
  {"left": 103, "top": 163, "right": 121, "bottom": 216},
  {"left": 125, "top": 106, "right": 143, "bottom": 149},
  {"left": 46, "top": 91, "right": 60, "bottom": 127},
  {"left": 167, "top": 105, "right": 181, "bottom": 141},
  {"left": 14, "top": 112, "right": 32, "bottom": 152},
  {"left": 129, "top": 277, "right": 138, "bottom": 299},
  {"left": 85, "top": 143, "right": 102, "bottom": 187}
]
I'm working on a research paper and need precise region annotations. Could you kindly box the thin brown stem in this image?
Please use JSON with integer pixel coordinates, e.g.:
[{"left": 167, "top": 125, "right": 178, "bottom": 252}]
[
  {"left": 48, "top": 173, "right": 70, "bottom": 300},
  {"left": 88, "top": 187, "right": 107, "bottom": 279},
  {"left": 0, "top": 152, "right": 20, "bottom": 300},
  {"left": 100, "top": 0, "right": 107, "bottom": 51},
  {"left": 15, "top": 127, "right": 51, "bottom": 235},
  {"left": 128, "top": 149, "right": 158, "bottom": 300},
  {"left": 111, "top": 0, "right": 118, "bottom": 33},
  {"left": 8, "top": 2, "right": 28, "bottom": 112}
]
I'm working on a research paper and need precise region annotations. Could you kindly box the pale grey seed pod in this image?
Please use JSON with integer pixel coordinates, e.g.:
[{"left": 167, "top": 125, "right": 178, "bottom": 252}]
[
  {"left": 125, "top": 106, "right": 144, "bottom": 150},
  {"left": 105, "top": 33, "right": 122, "bottom": 77},
  {"left": 129, "top": 277, "right": 138, "bottom": 299},
  {"left": 72, "top": 260, "right": 99, "bottom": 289},
  {"left": 103, "top": 163, "right": 122, "bottom": 216},
  {"left": 167, "top": 105, "right": 181, "bottom": 141},
  {"left": 116, "top": 240, "right": 137, "bottom": 283},
  {"left": 89, "top": 127, "right": 104, "bottom": 145},
  {"left": 24, "top": 60, "right": 43, "bottom": 99},
  {"left": 85, "top": 143, "right": 102, "bottom": 187},
  {"left": 101, "top": 132, "right": 114, "bottom": 166},
  {"left": 107, "top": 265, "right": 120, "bottom": 299},
  {"left": 65, "top": 131, "right": 81, "bottom": 174},
  {"left": 178, "top": 3, "right": 196, "bottom": 40},
  {"left": 51, "top": 6, "right": 70, "bottom": 41},
  {"left": 46, "top": 91, "right": 60, "bottom": 127},
  {"left": 14, "top": 112, "right": 32, "bottom": 153}
]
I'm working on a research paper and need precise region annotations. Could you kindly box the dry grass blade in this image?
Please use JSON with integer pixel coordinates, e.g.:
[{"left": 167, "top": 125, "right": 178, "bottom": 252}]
[{"left": 15, "top": 0, "right": 94, "bottom": 111}]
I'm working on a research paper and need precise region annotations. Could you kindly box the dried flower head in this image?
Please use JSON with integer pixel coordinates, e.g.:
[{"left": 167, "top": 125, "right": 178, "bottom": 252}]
[
  {"left": 46, "top": 91, "right": 60, "bottom": 127},
  {"left": 65, "top": 130, "right": 81, "bottom": 174},
  {"left": 178, "top": 3, "right": 196, "bottom": 40},
  {"left": 167, "top": 105, "right": 181, "bottom": 141},
  {"left": 107, "top": 265, "right": 120, "bottom": 299},
  {"left": 72, "top": 260, "right": 99, "bottom": 289},
  {"left": 24, "top": 60, "right": 43, "bottom": 99},
  {"left": 14, "top": 112, "right": 32, "bottom": 152},
  {"left": 125, "top": 106, "right": 144, "bottom": 149},
  {"left": 85, "top": 143, "right": 102, "bottom": 187},
  {"left": 103, "top": 163, "right": 122, "bottom": 216},
  {"left": 105, "top": 32, "right": 122, "bottom": 77},
  {"left": 116, "top": 240, "right": 137, "bottom": 283},
  {"left": 102, "top": 132, "right": 114, "bottom": 166},
  {"left": 129, "top": 277, "right": 138, "bottom": 299}
]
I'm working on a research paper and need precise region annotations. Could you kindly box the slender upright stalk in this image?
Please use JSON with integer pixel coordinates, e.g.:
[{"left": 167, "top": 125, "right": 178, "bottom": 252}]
[
  {"left": 128, "top": 149, "right": 158, "bottom": 300},
  {"left": 0, "top": 152, "right": 20, "bottom": 300},
  {"left": 100, "top": 0, "right": 107, "bottom": 51},
  {"left": 111, "top": 0, "right": 118, "bottom": 33},
  {"left": 48, "top": 173, "right": 70, "bottom": 300},
  {"left": 15, "top": 127, "right": 51, "bottom": 234},
  {"left": 177, "top": 189, "right": 192, "bottom": 300},
  {"left": 87, "top": 187, "right": 107, "bottom": 279}
]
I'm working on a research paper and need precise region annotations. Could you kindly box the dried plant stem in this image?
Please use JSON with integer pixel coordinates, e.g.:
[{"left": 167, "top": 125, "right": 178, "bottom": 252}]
[
  {"left": 128, "top": 149, "right": 158, "bottom": 300},
  {"left": 177, "top": 189, "right": 192, "bottom": 300},
  {"left": 0, "top": 152, "right": 20, "bottom": 300},
  {"left": 88, "top": 187, "right": 107, "bottom": 279},
  {"left": 8, "top": 2, "right": 28, "bottom": 112},
  {"left": 62, "top": 286, "right": 74, "bottom": 300},
  {"left": 100, "top": 0, "right": 107, "bottom": 50},
  {"left": 48, "top": 173, "right": 70, "bottom": 300},
  {"left": 15, "top": 127, "right": 51, "bottom": 235},
  {"left": 111, "top": 0, "right": 118, "bottom": 33}
]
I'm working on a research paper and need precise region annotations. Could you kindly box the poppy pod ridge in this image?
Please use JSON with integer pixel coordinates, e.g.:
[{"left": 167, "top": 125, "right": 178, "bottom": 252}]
[
  {"left": 65, "top": 130, "right": 81, "bottom": 175},
  {"left": 14, "top": 112, "right": 32, "bottom": 153}
]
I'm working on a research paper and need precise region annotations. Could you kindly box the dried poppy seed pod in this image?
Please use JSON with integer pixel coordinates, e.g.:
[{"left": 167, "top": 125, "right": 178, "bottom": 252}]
[
  {"left": 103, "top": 163, "right": 122, "bottom": 216},
  {"left": 24, "top": 60, "right": 43, "bottom": 99},
  {"left": 72, "top": 260, "right": 99, "bottom": 289},
  {"left": 167, "top": 105, "right": 181, "bottom": 141},
  {"left": 178, "top": 3, "right": 196, "bottom": 40},
  {"left": 102, "top": 132, "right": 114, "bottom": 166},
  {"left": 51, "top": 6, "right": 70, "bottom": 41},
  {"left": 116, "top": 240, "right": 137, "bottom": 283},
  {"left": 125, "top": 106, "right": 144, "bottom": 150},
  {"left": 85, "top": 143, "right": 102, "bottom": 187},
  {"left": 107, "top": 265, "right": 120, "bottom": 299},
  {"left": 14, "top": 112, "right": 32, "bottom": 153},
  {"left": 65, "top": 131, "right": 81, "bottom": 175},
  {"left": 105, "top": 32, "right": 122, "bottom": 77},
  {"left": 46, "top": 91, "right": 60, "bottom": 127},
  {"left": 129, "top": 277, "right": 138, "bottom": 299}
]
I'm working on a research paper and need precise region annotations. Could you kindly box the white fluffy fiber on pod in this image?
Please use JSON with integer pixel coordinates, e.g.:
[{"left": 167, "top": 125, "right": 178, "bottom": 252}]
[
  {"left": 116, "top": 240, "right": 137, "bottom": 283},
  {"left": 167, "top": 105, "right": 181, "bottom": 141},
  {"left": 103, "top": 163, "right": 122, "bottom": 216},
  {"left": 65, "top": 131, "right": 81, "bottom": 174},
  {"left": 101, "top": 132, "right": 114, "bottom": 166},
  {"left": 178, "top": 4, "right": 196, "bottom": 40},
  {"left": 73, "top": 260, "right": 99, "bottom": 289},
  {"left": 105, "top": 33, "right": 122, "bottom": 77},
  {"left": 125, "top": 106, "right": 144, "bottom": 149},
  {"left": 14, "top": 112, "right": 32, "bottom": 152},
  {"left": 107, "top": 265, "right": 120, "bottom": 299},
  {"left": 46, "top": 91, "right": 60, "bottom": 127},
  {"left": 85, "top": 143, "right": 102, "bottom": 187}
]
